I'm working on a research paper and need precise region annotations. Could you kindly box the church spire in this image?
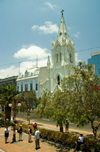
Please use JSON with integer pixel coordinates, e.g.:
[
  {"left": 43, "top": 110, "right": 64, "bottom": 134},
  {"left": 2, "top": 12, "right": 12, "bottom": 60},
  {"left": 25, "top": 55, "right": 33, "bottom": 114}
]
[{"left": 57, "top": 10, "right": 68, "bottom": 42}]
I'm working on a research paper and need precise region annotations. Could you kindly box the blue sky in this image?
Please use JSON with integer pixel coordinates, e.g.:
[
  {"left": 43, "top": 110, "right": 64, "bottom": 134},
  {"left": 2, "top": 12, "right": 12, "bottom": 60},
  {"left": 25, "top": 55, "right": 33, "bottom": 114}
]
[{"left": 0, "top": 0, "right": 100, "bottom": 78}]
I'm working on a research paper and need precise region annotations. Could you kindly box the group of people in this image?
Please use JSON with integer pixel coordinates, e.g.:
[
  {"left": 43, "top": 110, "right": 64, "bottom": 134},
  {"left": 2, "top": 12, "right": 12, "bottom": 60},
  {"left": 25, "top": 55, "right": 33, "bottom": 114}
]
[
  {"left": 28, "top": 122, "right": 40, "bottom": 149},
  {"left": 4, "top": 122, "right": 40, "bottom": 149},
  {"left": 4, "top": 118, "right": 84, "bottom": 151}
]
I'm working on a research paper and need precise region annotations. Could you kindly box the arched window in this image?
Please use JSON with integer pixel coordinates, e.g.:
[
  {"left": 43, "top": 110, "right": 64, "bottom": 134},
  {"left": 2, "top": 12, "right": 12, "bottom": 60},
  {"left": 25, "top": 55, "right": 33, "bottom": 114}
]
[
  {"left": 57, "top": 75, "right": 60, "bottom": 85},
  {"left": 57, "top": 54, "right": 58, "bottom": 62},
  {"left": 69, "top": 53, "right": 72, "bottom": 62},
  {"left": 36, "top": 83, "right": 38, "bottom": 90},
  {"left": 25, "top": 84, "right": 28, "bottom": 92},
  {"left": 30, "top": 83, "right": 33, "bottom": 91},
  {"left": 60, "top": 53, "right": 62, "bottom": 61},
  {"left": 21, "top": 84, "right": 23, "bottom": 92}
]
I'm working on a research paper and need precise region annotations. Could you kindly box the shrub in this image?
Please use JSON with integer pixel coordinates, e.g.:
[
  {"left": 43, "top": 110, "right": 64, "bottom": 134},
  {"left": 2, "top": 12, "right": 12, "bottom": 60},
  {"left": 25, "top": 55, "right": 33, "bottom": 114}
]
[
  {"left": 53, "top": 131, "right": 60, "bottom": 142},
  {"left": 59, "top": 133, "right": 68, "bottom": 144},
  {"left": 46, "top": 130, "right": 53, "bottom": 140},
  {"left": 0, "top": 112, "right": 4, "bottom": 118},
  {"left": 84, "top": 138, "right": 96, "bottom": 148},
  {"left": 96, "top": 144, "right": 100, "bottom": 150},
  {"left": 15, "top": 123, "right": 97, "bottom": 149},
  {"left": 40, "top": 128, "right": 47, "bottom": 139},
  {"left": 50, "top": 131, "right": 57, "bottom": 141}
]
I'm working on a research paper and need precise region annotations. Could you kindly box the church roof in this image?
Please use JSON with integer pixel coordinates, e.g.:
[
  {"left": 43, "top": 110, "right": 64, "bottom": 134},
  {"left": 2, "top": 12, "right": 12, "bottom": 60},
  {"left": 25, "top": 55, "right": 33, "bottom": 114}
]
[
  {"left": 18, "top": 67, "right": 40, "bottom": 79},
  {"left": 57, "top": 13, "right": 68, "bottom": 41}
]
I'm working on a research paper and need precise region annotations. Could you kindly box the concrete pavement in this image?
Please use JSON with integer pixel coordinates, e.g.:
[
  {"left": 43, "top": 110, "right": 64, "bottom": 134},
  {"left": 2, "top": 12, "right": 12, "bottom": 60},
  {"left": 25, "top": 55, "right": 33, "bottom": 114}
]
[
  {"left": 0, "top": 117, "right": 94, "bottom": 152},
  {"left": 0, "top": 127, "right": 75, "bottom": 152}
]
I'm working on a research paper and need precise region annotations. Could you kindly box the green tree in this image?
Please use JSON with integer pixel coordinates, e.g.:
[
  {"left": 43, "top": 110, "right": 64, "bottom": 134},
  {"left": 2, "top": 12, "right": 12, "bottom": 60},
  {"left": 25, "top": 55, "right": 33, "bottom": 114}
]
[
  {"left": 35, "top": 89, "right": 69, "bottom": 132},
  {"left": 20, "top": 90, "right": 38, "bottom": 111},
  {"left": 52, "top": 90, "right": 69, "bottom": 130},
  {"left": 35, "top": 89, "right": 52, "bottom": 118},
  {"left": 0, "top": 84, "right": 20, "bottom": 120},
  {"left": 62, "top": 62, "right": 100, "bottom": 138}
]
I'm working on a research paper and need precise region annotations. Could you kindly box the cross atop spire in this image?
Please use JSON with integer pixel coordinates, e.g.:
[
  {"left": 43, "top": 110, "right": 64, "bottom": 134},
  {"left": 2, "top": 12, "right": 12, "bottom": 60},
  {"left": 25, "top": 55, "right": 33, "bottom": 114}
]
[{"left": 61, "top": 9, "right": 64, "bottom": 15}]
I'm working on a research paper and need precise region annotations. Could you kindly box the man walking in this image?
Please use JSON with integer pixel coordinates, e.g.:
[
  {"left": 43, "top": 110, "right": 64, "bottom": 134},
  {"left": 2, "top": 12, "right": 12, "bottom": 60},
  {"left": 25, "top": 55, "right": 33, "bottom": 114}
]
[{"left": 35, "top": 127, "right": 40, "bottom": 149}]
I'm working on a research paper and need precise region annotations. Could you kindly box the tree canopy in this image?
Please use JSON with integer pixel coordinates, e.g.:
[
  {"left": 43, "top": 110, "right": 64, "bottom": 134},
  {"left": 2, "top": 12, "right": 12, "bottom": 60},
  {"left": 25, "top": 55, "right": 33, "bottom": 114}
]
[
  {"left": 35, "top": 62, "right": 100, "bottom": 137},
  {"left": 0, "top": 84, "right": 20, "bottom": 120},
  {"left": 61, "top": 62, "right": 100, "bottom": 138}
]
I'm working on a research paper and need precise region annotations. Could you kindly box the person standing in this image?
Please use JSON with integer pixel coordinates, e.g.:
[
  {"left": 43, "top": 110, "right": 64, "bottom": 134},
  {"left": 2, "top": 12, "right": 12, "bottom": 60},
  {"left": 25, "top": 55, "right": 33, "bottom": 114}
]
[
  {"left": 28, "top": 125, "right": 32, "bottom": 143},
  {"left": 18, "top": 125, "right": 23, "bottom": 141},
  {"left": 65, "top": 119, "right": 69, "bottom": 132},
  {"left": 35, "top": 128, "right": 40, "bottom": 149},
  {"left": 4, "top": 126, "right": 10, "bottom": 144},
  {"left": 33, "top": 122, "right": 37, "bottom": 135}
]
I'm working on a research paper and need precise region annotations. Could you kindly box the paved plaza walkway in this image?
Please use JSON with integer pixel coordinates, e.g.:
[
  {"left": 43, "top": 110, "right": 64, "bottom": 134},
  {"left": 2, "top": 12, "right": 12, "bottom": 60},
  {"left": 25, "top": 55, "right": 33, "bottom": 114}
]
[
  {"left": 0, "top": 118, "right": 94, "bottom": 152},
  {"left": 0, "top": 127, "right": 76, "bottom": 152}
]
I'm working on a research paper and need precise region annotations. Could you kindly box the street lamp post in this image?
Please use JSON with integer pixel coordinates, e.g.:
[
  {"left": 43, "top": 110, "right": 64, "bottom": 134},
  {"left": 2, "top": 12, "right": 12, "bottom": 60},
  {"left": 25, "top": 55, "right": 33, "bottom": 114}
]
[{"left": 9, "top": 99, "right": 21, "bottom": 142}]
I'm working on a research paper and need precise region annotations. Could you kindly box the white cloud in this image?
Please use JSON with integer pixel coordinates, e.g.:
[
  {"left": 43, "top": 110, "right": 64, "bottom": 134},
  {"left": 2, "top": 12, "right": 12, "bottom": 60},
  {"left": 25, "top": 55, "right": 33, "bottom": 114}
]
[
  {"left": 45, "top": 2, "right": 56, "bottom": 9},
  {"left": 0, "top": 57, "right": 48, "bottom": 79},
  {"left": 0, "top": 66, "right": 19, "bottom": 79},
  {"left": 13, "top": 45, "right": 50, "bottom": 60},
  {"left": 32, "top": 21, "right": 58, "bottom": 34},
  {"left": 75, "top": 53, "right": 81, "bottom": 65},
  {"left": 74, "top": 32, "right": 80, "bottom": 38},
  {"left": 20, "top": 59, "right": 47, "bottom": 73},
  {"left": 40, "top": 2, "right": 57, "bottom": 11}
]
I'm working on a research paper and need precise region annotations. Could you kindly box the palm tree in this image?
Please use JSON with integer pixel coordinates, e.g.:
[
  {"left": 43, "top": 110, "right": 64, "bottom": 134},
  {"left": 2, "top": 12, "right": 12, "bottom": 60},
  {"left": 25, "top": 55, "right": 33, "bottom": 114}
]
[{"left": 0, "top": 84, "right": 20, "bottom": 120}]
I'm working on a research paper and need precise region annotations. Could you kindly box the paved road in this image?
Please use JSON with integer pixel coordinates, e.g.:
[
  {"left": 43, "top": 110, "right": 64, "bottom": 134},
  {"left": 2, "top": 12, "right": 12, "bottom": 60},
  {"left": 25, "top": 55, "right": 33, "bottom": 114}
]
[
  {"left": 0, "top": 108, "right": 99, "bottom": 134},
  {"left": 15, "top": 111, "right": 100, "bottom": 134}
]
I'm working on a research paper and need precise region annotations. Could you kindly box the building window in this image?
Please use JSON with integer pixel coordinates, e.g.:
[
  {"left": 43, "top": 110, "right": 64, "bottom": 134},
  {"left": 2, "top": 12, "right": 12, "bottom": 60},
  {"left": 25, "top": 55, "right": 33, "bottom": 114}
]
[
  {"left": 60, "top": 53, "right": 62, "bottom": 61},
  {"left": 56, "top": 54, "right": 58, "bottom": 62},
  {"left": 25, "top": 84, "right": 28, "bottom": 92},
  {"left": 17, "top": 86, "right": 19, "bottom": 91},
  {"left": 57, "top": 75, "right": 60, "bottom": 85},
  {"left": 69, "top": 53, "right": 72, "bottom": 63},
  {"left": 36, "top": 83, "right": 38, "bottom": 90},
  {"left": 21, "top": 84, "right": 23, "bottom": 92},
  {"left": 30, "top": 83, "right": 33, "bottom": 91}
]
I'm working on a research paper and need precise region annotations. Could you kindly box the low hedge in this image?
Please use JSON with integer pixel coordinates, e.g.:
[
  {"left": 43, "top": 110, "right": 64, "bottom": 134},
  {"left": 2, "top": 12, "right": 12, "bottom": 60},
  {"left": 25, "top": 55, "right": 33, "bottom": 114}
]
[{"left": 16, "top": 123, "right": 98, "bottom": 149}]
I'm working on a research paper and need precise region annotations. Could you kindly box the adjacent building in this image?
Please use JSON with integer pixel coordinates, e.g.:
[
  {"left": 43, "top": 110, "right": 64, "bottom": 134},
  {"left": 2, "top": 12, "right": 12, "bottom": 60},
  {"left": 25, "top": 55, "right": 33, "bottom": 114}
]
[
  {"left": 88, "top": 51, "right": 100, "bottom": 77},
  {"left": 17, "top": 13, "right": 75, "bottom": 97},
  {"left": 0, "top": 76, "right": 18, "bottom": 88}
]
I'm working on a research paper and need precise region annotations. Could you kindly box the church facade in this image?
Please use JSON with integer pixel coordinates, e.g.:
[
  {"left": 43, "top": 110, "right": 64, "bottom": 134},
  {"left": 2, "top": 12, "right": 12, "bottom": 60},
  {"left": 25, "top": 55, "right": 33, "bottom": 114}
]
[{"left": 16, "top": 13, "right": 75, "bottom": 97}]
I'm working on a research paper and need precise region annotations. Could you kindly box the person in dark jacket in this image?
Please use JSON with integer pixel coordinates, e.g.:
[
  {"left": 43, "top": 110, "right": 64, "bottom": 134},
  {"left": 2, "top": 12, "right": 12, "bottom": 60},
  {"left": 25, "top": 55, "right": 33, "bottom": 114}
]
[{"left": 18, "top": 125, "right": 23, "bottom": 141}]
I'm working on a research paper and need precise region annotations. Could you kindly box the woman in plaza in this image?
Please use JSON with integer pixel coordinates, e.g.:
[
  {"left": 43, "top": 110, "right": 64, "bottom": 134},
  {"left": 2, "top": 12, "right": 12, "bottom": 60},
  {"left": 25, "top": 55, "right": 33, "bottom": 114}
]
[
  {"left": 4, "top": 126, "right": 10, "bottom": 144},
  {"left": 28, "top": 125, "right": 32, "bottom": 143}
]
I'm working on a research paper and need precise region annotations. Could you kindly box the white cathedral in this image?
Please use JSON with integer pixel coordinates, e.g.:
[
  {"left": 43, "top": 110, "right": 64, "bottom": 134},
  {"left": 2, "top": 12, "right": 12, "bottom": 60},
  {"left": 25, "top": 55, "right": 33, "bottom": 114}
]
[{"left": 17, "top": 12, "right": 75, "bottom": 97}]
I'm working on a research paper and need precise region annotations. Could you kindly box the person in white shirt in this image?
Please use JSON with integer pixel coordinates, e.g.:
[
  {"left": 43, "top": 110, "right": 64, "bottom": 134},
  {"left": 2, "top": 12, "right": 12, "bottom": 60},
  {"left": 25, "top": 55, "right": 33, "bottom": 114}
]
[
  {"left": 35, "top": 128, "right": 40, "bottom": 149},
  {"left": 74, "top": 134, "right": 84, "bottom": 152},
  {"left": 4, "top": 127, "right": 10, "bottom": 144}
]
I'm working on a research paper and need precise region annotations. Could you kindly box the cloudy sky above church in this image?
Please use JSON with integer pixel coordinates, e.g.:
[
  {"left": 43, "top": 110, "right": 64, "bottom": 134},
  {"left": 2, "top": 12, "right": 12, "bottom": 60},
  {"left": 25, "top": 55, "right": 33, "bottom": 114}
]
[{"left": 0, "top": 0, "right": 100, "bottom": 78}]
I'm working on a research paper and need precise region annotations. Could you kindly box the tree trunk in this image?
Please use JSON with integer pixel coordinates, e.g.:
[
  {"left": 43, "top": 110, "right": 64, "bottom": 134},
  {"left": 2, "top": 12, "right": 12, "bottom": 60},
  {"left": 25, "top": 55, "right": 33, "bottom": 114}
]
[
  {"left": 60, "top": 122, "right": 63, "bottom": 132},
  {"left": 93, "top": 127, "right": 97, "bottom": 139},
  {"left": 5, "top": 104, "right": 11, "bottom": 120},
  {"left": 91, "top": 121, "right": 98, "bottom": 139}
]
